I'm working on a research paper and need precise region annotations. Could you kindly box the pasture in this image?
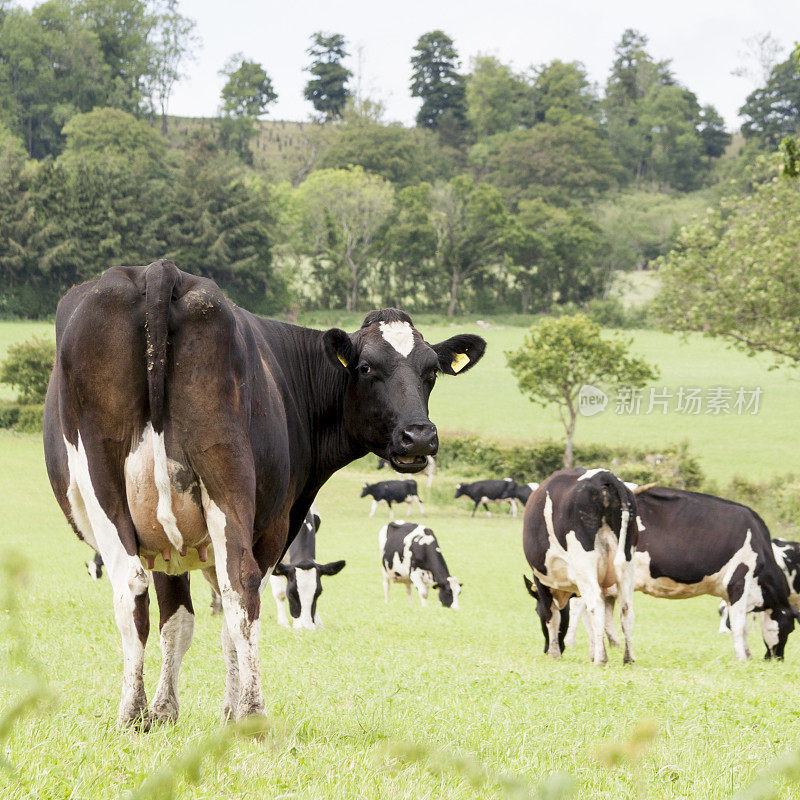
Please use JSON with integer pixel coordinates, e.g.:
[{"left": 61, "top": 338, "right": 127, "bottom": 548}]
[{"left": 3, "top": 430, "right": 800, "bottom": 799}]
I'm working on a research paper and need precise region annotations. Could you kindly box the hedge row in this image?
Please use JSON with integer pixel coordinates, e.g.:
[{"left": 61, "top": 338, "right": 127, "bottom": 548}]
[
  {"left": 0, "top": 402, "right": 44, "bottom": 433},
  {"left": 437, "top": 433, "right": 705, "bottom": 490}
]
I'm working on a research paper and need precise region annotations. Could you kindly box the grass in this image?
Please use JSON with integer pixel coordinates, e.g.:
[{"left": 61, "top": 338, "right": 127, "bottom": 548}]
[
  {"left": 1, "top": 319, "right": 799, "bottom": 484},
  {"left": 2, "top": 431, "right": 800, "bottom": 799}
]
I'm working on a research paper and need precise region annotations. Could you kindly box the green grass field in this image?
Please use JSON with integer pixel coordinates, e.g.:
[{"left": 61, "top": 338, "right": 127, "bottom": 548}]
[{"left": 2, "top": 431, "right": 800, "bottom": 799}]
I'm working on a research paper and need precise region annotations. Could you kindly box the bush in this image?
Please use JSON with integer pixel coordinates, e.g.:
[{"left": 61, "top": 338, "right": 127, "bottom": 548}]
[
  {"left": 0, "top": 401, "right": 22, "bottom": 429},
  {"left": 585, "top": 297, "right": 652, "bottom": 329},
  {"left": 437, "top": 433, "right": 704, "bottom": 489},
  {"left": 0, "top": 337, "right": 55, "bottom": 403},
  {"left": 15, "top": 404, "right": 44, "bottom": 433}
]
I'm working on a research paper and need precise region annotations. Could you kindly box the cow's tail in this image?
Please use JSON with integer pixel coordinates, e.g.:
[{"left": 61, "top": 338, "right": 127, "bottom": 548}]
[
  {"left": 144, "top": 259, "right": 183, "bottom": 552},
  {"left": 604, "top": 472, "right": 636, "bottom": 569},
  {"left": 144, "top": 259, "right": 180, "bottom": 434}
]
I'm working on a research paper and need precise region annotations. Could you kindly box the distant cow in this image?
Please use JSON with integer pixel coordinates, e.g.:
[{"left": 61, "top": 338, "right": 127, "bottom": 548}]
[
  {"left": 362, "top": 480, "right": 424, "bottom": 518},
  {"left": 269, "top": 504, "right": 345, "bottom": 631},
  {"left": 379, "top": 455, "right": 436, "bottom": 488},
  {"left": 86, "top": 552, "right": 104, "bottom": 580},
  {"left": 555, "top": 487, "right": 797, "bottom": 661},
  {"left": 508, "top": 482, "right": 539, "bottom": 508},
  {"left": 454, "top": 478, "right": 519, "bottom": 517},
  {"left": 523, "top": 468, "right": 637, "bottom": 666},
  {"left": 379, "top": 521, "right": 461, "bottom": 608}
]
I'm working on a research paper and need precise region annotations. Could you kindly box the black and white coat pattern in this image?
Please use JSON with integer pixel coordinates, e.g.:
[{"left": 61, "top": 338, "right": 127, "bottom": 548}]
[
  {"left": 361, "top": 479, "right": 425, "bottom": 518},
  {"left": 523, "top": 468, "right": 637, "bottom": 666},
  {"left": 379, "top": 521, "right": 461, "bottom": 608},
  {"left": 269, "top": 504, "right": 345, "bottom": 631},
  {"left": 454, "top": 478, "right": 520, "bottom": 517}
]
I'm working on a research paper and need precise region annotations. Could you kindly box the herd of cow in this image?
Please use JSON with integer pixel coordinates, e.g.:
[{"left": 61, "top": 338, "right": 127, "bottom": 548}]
[{"left": 42, "top": 261, "right": 798, "bottom": 729}]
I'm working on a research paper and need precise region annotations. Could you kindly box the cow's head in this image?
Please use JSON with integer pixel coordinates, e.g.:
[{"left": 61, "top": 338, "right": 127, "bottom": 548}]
[
  {"left": 434, "top": 576, "right": 463, "bottom": 609},
  {"left": 273, "top": 559, "right": 346, "bottom": 631},
  {"left": 762, "top": 606, "right": 796, "bottom": 660},
  {"left": 360, "top": 483, "right": 370, "bottom": 498},
  {"left": 323, "top": 309, "right": 485, "bottom": 473},
  {"left": 454, "top": 483, "right": 465, "bottom": 498}
]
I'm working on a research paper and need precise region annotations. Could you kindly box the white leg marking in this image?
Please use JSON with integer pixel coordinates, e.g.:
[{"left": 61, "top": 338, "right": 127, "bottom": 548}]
[
  {"left": 564, "top": 597, "right": 584, "bottom": 648},
  {"left": 270, "top": 575, "right": 290, "bottom": 628},
  {"left": 411, "top": 569, "right": 430, "bottom": 606},
  {"left": 201, "top": 482, "right": 265, "bottom": 719},
  {"left": 761, "top": 611, "right": 779, "bottom": 652},
  {"left": 369, "top": 499, "right": 378, "bottom": 518},
  {"left": 64, "top": 434, "right": 150, "bottom": 726},
  {"left": 151, "top": 606, "right": 194, "bottom": 722},
  {"left": 151, "top": 426, "right": 184, "bottom": 551},
  {"left": 546, "top": 603, "right": 563, "bottom": 659}
]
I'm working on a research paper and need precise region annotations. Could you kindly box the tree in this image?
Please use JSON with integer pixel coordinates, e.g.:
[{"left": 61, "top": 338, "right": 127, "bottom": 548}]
[
  {"left": 293, "top": 166, "right": 394, "bottom": 311},
  {"left": 528, "top": 59, "right": 598, "bottom": 125},
  {"left": 162, "top": 141, "right": 287, "bottom": 314},
  {"left": 218, "top": 54, "right": 277, "bottom": 161},
  {"left": 698, "top": 104, "right": 731, "bottom": 160},
  {"left": 465, "top": 55, "right": 527, "bottom": 139},
  {"left": 470, "top": 115, "right": 620, "bottom": 206},
  {"left": 410, "top": 30, "right": 467, "bottom": 146},
  {"left": 506, "top": 315, "right": 658, "bottom": 467},
  {"left": 655, "top": 165, "right": 800, "bottom": 365},
  {"left": 430, "top": 175, "right": 507, "bottom": 315},
  {"left": 303, "top": 32, "right": 351, "bottom": 120},
  {"left": 59, "top": 107, "right": 168, "bottom": 173},
  {"left": 145, "top": 0, "right": 199, "bottom": 135},
  {"left": 740, "top": 57, "right": 800, "bottom": 148}
]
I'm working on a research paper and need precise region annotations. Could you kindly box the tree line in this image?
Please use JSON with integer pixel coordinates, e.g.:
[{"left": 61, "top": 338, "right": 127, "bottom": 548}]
[{"left": 1, "top": 1, "right": 799, "bottom": 318}]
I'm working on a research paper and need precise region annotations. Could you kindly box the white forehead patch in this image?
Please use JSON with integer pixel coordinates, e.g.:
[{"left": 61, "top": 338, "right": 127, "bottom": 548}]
[{"left": 379, "top": 321, "right": 415, "bottom": 357}]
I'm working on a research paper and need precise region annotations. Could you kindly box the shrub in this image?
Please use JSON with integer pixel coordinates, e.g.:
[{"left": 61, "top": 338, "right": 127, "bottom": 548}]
[
  {"left": 0, "top": 401, "right": 22, "bottom": 429},
  {"left": 15, "top": 404, "right": 44, "bottom": 433},
  {"left": 0, "top": 337, "right": 55, "bottom": 403}
]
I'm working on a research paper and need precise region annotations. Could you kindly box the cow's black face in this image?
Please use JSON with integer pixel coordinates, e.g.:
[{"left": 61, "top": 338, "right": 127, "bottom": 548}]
[{"left": 324, "top": 310, "right": 485, "bottom": 472}]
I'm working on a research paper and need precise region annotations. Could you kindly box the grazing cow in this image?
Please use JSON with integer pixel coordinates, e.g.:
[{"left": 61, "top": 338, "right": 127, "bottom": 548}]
[
  {"left": 86, "top": 551, "right": 104, "bottom": 580},
  {"left": 523, "top": 468, "right": 637, "bottom": 666},
  {"left": 43, "top": 260, "right": 485, "bottom": 727},
  {"left": 378, "top": 455, "right": 436, "bottom": 488},
  {"left": 454, "top": 478, "right": 519, "bottom": 517},
  {"left": 553, "top": 488, "right": 796, "bottom": 661},
  {"left": 361, "top": 479, "right": 424, "bottom": 518},
  {"left": 269, "top": 504, "right": 345, "bottom": 630},
  {"left": 379, "top": 521, "right": 461, "bottom": 607}
]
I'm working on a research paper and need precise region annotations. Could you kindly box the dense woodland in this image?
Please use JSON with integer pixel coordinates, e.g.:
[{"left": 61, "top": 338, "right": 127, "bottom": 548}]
[{"left": 1, "top": 1, "right": 799, "bottom": 318}]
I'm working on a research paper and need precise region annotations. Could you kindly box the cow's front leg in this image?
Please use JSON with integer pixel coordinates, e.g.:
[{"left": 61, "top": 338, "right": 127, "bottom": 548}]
[
  {"left": 150, "top": 572, "right": 194, "bottom": 723},
  {"left": 411, "top": 570, "right": 429, "bottom": 606},
  {"left": 564, "top": 596, "right": 584, "bottom": 649},
  {"left": 201, "top": 484, "right": 266, "bottom": 720},
  {"left": 369, "top": 499, "right": 378, "bottom": 518},
  {"left": 727, "top": 569, "right": 753, "bottom": 662},
  {"left": 269, "top": 575, "right": 290, "bottom": 628}
]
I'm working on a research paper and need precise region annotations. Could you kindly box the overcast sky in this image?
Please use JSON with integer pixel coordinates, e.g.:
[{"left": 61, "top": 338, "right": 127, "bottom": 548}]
[{"left": 20, "top": 0, "right": 800, "bottom": 128}]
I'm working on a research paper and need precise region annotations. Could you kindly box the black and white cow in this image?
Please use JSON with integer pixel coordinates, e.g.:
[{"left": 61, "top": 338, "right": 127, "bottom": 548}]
[
  {"left": 361, "top": 479, "right": 424, "bottom": 518},
  {"left": 378, "top": 455, "right": 436, "bottom": 488},
  {"left": 269, "top": 504, "right": 345, "bottom": 630},
  {"left": 523, "top": 468, "right": 637, "bottom": 666},
  {"left": 508, "top": 482, "right": 539, "bottom": 508},
  {"left": 454, "top": 478, "right": 520, "bottom": 517},
  {"left": 554, "top": 486, "right": 797, "bottom": 661},
  {"left": 86, "top": 551, "right": 104, "bottom": 580},
  {"left": 43, "top": 260, "right": 485, "bottom": 727},
  {"left": 379, "top": 521, "right": 461, "bottom": 608}
]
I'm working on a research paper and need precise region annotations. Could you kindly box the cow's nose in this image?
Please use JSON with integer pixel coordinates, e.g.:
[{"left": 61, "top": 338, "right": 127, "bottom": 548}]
[{"left": 400, "top": 423, "right": 438, "bottom": 454}]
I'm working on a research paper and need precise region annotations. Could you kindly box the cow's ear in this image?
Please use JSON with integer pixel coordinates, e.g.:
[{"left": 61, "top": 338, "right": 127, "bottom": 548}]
[
  {"left": 432, "top": 582, "right": 441, "bottom": 590},
  {"left": 318, "top": 559, "right": 345, "bottom": 576},
  {"left": 430, "top": 334, "right": 486, "bottom": 375},
  {"left": 273, "top": 563, "right": 294, "bottom": 578},
  {"left": 312, "top": 513, "right": 321, "bottom": 533},
  {"left": 523, "top": 575, "right": 537, "bottom": 599},
  {"left": 323, "top": 328, "right": 357, "bottom": 371}
]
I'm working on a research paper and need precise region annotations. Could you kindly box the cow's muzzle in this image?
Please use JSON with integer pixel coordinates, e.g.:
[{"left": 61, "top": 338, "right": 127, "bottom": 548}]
[{"left": 389, "top": 421, "right": 438, "bottom": 472}]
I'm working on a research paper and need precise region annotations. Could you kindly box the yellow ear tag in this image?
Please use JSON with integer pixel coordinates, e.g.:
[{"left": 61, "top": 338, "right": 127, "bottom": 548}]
[
  {"left": 451, "top": 353, "right": 470, "bottom": 373},
  {"left": 337, "top": 352, "right": 348, "bottom": 368}
]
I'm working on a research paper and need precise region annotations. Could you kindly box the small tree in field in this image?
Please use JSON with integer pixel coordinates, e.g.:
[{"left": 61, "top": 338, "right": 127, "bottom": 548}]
[
  {"left": 505, "top": 315, "right": 658, "bottom": 468},
  {"left": 0, "top": 337, "right": 55, "bottom": 404}
]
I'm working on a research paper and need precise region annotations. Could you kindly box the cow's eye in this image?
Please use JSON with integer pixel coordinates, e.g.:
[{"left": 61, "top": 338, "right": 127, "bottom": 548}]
[{"left": 359, "top": 363, "right": 372, "bottom": 375}]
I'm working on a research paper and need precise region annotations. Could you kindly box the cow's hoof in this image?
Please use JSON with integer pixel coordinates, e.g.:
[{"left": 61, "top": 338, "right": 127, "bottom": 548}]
[
  {"left": 150, "top": 700, "right": 179, "bottom": 724},
  {"left": 220, "top": 704, "right": 237, "bottom": 724},
  {"left": 623, "top": 654, "right": 635, "bottom": 665},
  {"left": 117, "top": 707, "right": 151, "bottom": 731}
]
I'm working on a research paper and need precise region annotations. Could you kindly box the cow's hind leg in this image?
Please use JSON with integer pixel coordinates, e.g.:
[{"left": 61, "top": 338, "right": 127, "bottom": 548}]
[
  {"left": 615, "top": 567, "right": 636, "bottom": 665},
  {"left": 603, "top": 597, "right": 621, "bottom": 648},
  {"left": 64, "top": 434, "right": 151, "bottom": 728},
  {"left": 570, "top": 551, "right": 606, "bottom": 666},
  {"left": 150, "top": 573, "right": 194, "bottom": 723}
]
